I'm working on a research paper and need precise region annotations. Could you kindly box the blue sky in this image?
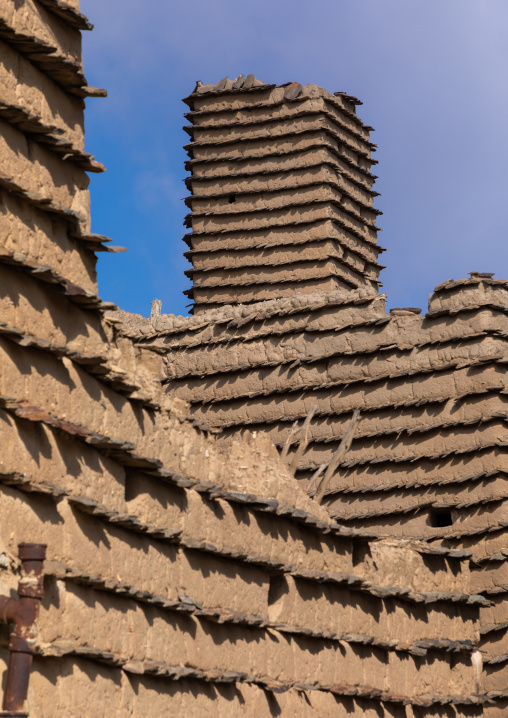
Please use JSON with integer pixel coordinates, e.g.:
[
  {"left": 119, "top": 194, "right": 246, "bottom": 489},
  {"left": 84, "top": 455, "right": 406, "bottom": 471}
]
[{"left": 81, "top": 0, "right": 508, "bottom": 318}]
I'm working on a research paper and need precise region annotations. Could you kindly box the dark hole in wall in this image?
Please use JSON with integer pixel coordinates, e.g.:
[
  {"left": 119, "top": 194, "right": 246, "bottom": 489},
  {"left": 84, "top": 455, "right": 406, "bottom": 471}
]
[
  {"left": 352, "top": 541, "right": 370, "bottom": 567},
  {"left": 431, "top": 511, "right": 453, "bottom": 527},
  {"left": 228, "top": 195, "right": 236, "bottom": 203},
  {"left": 268, "top": 575, "right": 288, "bottom": 606}
]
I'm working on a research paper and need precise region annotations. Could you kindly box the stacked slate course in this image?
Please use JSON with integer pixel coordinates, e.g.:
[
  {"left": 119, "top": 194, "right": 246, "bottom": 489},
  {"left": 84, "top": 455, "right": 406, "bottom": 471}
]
[
  {"left": 0, "top": 2, "right": 507, "bottom": 716},
  {"left": 183, "top": 77, "right": 383, "bottom": 312}
]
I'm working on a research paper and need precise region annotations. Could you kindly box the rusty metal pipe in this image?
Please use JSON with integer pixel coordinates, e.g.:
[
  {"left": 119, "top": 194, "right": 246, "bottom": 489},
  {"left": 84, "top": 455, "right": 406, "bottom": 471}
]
[{"left": 0, "top": 543, "right": 46, "bottom": 716}]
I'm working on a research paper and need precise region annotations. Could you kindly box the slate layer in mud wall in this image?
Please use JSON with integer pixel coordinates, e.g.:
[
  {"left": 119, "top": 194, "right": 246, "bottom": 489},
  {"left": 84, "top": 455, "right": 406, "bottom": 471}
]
[
  {"left": 0, "top": 2, "right": 502, "bottom": 713},
  {"left": 0, "top": 264, "right": 494, "bottom": 715},
  {"left": 0, "top": 11, "right": 493, "bottom": 706},
  {"left": 0, "top": 351, "right": 493, "bottom": 718},
  {"left": 145, "top": 281, "right": 508, "bottom": 542},
  {"left": 0, "top": 268, "right": 492, "bottom": 715},
  {"left": 444, "top": 503, "right": 508, "bottom": 698},
  {"left": 137, "top": 278, "right": 508, "bottom": 700},
  {"left": 182, "top": 78, "right": 384, "bottom": 313}
]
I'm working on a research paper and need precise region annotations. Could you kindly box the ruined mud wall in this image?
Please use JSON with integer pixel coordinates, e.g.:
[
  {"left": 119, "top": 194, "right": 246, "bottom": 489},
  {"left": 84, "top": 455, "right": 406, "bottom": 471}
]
[
  {"left": 0, "top": 3, "right": 498, "bottom": 715},
  {"left": 137, "top": 279, "right": 508, "bottom": 537},
  {"left": 136, "top": 276, "right": 508, "bottom": 700},
  {"left": 183, "top": 76, "right": 383, "bottom": 313}
]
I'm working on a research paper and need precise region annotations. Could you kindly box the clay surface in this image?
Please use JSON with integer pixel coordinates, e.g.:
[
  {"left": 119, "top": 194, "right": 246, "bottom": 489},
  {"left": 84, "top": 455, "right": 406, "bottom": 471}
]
[
  {"left": 183, "top": 80, "right": 381, "bottom": 312},
  {"left": 0, "top": 10, "right": 507, "bottom": 714}
]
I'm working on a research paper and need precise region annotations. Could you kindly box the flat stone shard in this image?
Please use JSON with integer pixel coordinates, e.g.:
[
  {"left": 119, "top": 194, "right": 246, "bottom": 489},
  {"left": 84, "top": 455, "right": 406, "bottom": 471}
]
[
  {"left": 232, "top": 74, "right": 245, "bottom": 89},
  {"left": 150, "top": 298, "right": 162, "bottom": 320},
  {"left": 243, "top": 73, "right": 257, "bottom": 88},
  {"left": 0, "top": 2, "right": 507, "bottom": 714},
  {"left": 284, "top": 82, "right": 303, "bottom": 100},
  {"left": 214, "top": 76, "right": 229, "bottom": 91}
]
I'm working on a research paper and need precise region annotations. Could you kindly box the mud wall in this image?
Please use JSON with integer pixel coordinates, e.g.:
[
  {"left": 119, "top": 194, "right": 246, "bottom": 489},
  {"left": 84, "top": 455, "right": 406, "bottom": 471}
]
[
  {"left": 138, "top": 279, "right": 508, "bottom": 700},
  {"left": 183, "top": 77, "right": 383, "bottom": 313},
  {"left": 139, "top": 281, "right": 507, "bottom": 534},
  {"left": 0, "top": 1, "right": 505, "bottom": 714}
]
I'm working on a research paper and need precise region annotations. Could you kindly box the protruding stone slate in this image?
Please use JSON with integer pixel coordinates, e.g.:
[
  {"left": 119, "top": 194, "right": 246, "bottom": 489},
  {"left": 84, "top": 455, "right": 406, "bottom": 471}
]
[
  {"left": 214, "top": 76, "right": 229, "bottom": 91},
  {"left": 232, "top": 74, "right": 245, "bottom": 89},
  {"left": 284, "top": 82, "right": 303, "bottom": 100},
  {"left": 243, "top": 73, "right": 257, "bottom": 89}
]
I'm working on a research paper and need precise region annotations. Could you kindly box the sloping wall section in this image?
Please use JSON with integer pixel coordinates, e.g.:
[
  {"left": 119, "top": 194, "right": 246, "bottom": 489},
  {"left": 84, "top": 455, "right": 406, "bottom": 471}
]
[
  {"left": 0, "top": 2, "right": 506, "bottom": 716},
  {"left": 141, "top": 280, "right": 508, "bottom": 538},
  {"left": 138, "top": 276, "right": 508, "bottom": 704},
  {"left": 132, "top": 80, "right": 508, "bottom": 709}
]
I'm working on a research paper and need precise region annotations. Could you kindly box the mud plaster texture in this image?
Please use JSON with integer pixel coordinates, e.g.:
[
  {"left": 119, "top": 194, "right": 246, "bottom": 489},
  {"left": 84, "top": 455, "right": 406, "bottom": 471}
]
[{"left": 0, "top": 5, "right": 507, "bottom": 716}]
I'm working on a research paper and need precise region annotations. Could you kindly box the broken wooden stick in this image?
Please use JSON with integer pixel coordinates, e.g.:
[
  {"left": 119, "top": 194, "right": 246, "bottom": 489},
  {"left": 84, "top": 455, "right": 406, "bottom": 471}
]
[
  {"left": 306, "top": 462, "right": 327, "bottom": 497},
  {"left": 289, "top": 405, "right": 319, "bottom": 474},
  {"left": 281, "top": 420, "right": 300, "bottom": 460},
  {"left": 315, "top": 409, "right": 361, "bottom": 504}
]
